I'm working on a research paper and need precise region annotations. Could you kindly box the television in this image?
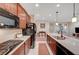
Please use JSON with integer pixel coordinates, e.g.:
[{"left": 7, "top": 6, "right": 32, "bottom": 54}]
[{"left": 75, "top": 27, "right": 79, "bottom": 33}]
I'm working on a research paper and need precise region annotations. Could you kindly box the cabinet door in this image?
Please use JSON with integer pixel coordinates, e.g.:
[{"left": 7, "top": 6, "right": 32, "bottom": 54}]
[
  {"left": 25, "top": 40, "right": 29, "bottom": 54},
  {"left": 0, "top": 3, "right": 6, "bottom": 9},
  {"left": 5, "top": 4, "right": 11, "bottom": 12},
  {"left": 19, "top": 15, "right": 26, "bottom": 28},
  {"left": 9, "top": 4, "right": 17, "bottom": 15},
  {"left": 50, "top": 39, "right": 57, "bottom": 55},
  {"left": 25, "top": 38, "right": 31, "bottom": 54},
  {"left": 26, "top": 15, "right": 31, "bottom": 24},
  {"left": 56, "top": 43, "right": 74, "bottom": 55},
  {"left": 18, "top": 5, "right": 27, "bottom": 28},
  {"left": 12, "top": 44, "right": 25, "bottom": 55},
  {"left": 5, "top": 3, "right": 17, "bottom": 15},
  {"left": 47, "top": 35, "right": 57, "bottom": 55}
]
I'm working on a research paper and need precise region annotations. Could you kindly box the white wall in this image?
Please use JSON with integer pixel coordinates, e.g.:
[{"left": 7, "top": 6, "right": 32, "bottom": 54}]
[
  {"left": 49, "top": 22, "right": 79, "bottom": 36},
  {"left": 49, "top": 23, "right": 59, "bottom": 33},
  {"left": 33, "top": 19, "right": 79, "bottom": 36},
  {"left": 49, "top": 22, "right": 70, "bottom": 35}
]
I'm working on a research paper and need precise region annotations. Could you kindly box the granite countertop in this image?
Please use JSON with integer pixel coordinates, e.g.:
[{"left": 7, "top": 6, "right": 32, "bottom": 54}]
[
  {"left": 0, "top": 28, "right": 31, "bottom": 55},
  {"left": 0, "top": 35, "right": 31, "bottom": 55},
  {"left": 47, "top": 33, "right": 79, "bottom": 55},
  {"left": 8, "top": 36, "right": 30, "bottom": 55}
]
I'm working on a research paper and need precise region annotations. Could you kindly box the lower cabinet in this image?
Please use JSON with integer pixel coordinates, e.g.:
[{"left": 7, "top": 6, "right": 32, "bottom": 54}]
[
  {"left": 25, "top": 37, "right": 31, "bottom": 55},
  {"left": 47, "top": 35, "right": 74, "bottom": 55},
  {"left": 56, "top": 43, "right": 67, "bottom": 55},
  {"left": 12, "top": 43, "right": 25, "bottom": 55},
  {"left": 56, "top": 43, "right": 74, "bottom": 55},
  {"left": 47, "top": 35, "right": 56, "bottom": 55},
  {"left": 12, "top": 37, "right": 31, "bottom": 55}
]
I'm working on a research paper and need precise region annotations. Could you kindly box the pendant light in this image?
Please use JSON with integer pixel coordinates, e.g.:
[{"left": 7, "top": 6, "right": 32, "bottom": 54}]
[
  {"left": 72, "top": 3, "right": 77, "bottom": 22},
  {"left": 56, "top": 11, "right": 59, "bottom": 26}
]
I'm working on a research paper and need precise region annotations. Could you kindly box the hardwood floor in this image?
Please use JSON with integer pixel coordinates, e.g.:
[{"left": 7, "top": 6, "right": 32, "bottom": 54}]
[
  {"left": 27, "top": 33, "right": 53, "bottom": 55},
  {"left": 38, "top": 43, "right": 49, "bottom": 55}
]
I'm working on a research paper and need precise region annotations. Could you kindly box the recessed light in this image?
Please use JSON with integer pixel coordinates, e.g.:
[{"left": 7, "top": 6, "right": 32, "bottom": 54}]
[
  {"left": 56, "top": 23, "right": 59, "bottom": 26},
  {"left": 56, "top": 4, "right": 60, "bottom": 7},
  {"left": 35, "top": 4, "right": 39, "bottom": 7}
]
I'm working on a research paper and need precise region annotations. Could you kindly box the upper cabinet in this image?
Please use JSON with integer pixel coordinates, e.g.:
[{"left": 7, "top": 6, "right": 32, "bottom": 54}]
[
  {"left": 17, "top": 4, "right": 27, "bottom": 28},
  {"left": 0, "top": 4, "right": 6, "bottom": 10},
  {"left": 0, "top": 3, "right": 17, "bottom": 15},
  {"left": 5, "top": 3, "right": 17, "bottom": 15},
  {"left": 0, "top": 3, "right": 31, "bottom": 29},
  {"left": 17, "top": 4, "right": 31, "bottom": 28},
  {"left": 26, "top": 15, "right": 31, "bottom": 24},
  {"left": 0, "top": 4, "right": 19, "bottom": 28}
]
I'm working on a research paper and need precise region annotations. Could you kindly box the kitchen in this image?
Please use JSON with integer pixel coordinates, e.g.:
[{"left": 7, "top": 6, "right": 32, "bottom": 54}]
[{"left": 0, "top": 3, "right": 79, "bottom": 55}]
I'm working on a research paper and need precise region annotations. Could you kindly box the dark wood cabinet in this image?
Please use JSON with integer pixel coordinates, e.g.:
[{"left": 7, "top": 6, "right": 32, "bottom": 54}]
[
  {"left": 0, "top": 3, "right": 31, "bottom": 29},
  {"left": 25, "top": 37, "right": 31, "bottom": 54},
  {"left": 5, "top": 3, "right": 17, "bottom": 15},
  {"left": 0, "top": 4, "right": 6, "bottom": 10},
  {"left": 56, "top": 43, "right": 74, "bottom": 55},
  {"left": 47, "top": 35, "right": 74, "bottom": 55},
  {"left": 17, "top": 4, "right": 31, "bottom": 28},
  {"left": 17, "top": 4, "right": 27, "bottom": 28},
  {"left": 47, "top": 35, "right": 57, "bottom": 55},
  {"left": 12, "top": 43, "right": 25, "bottom": 55},
  {"left": 0, "top": 3, "right": 17, "bottom": 15},
  {"left": 56, "top": 43, "right": 67, "bottom": 55},
  {"left": 12, "top": 37, "right": 32, "bottom": 55}
]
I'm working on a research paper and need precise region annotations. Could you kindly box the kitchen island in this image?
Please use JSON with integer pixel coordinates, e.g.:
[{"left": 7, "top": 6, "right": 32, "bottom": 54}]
[{"left": 47, "top": 33, "right": 79, "bottom": 55}]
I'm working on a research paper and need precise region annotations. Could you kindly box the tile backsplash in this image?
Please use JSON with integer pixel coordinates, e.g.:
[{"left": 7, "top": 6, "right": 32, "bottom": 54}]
[{"left": 0, "top": 28, "right": 22, "bottom": 43}]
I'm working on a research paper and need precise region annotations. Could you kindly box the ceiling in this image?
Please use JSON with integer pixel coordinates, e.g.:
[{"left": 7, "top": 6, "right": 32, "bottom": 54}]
[{"left": 20, "top": 3, "right": 79, "bottom": 22}]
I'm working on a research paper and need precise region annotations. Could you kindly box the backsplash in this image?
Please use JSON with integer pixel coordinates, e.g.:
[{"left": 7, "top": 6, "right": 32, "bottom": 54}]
[{"left": 0, "top": 29, "right": 22, "bottom": 43}]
